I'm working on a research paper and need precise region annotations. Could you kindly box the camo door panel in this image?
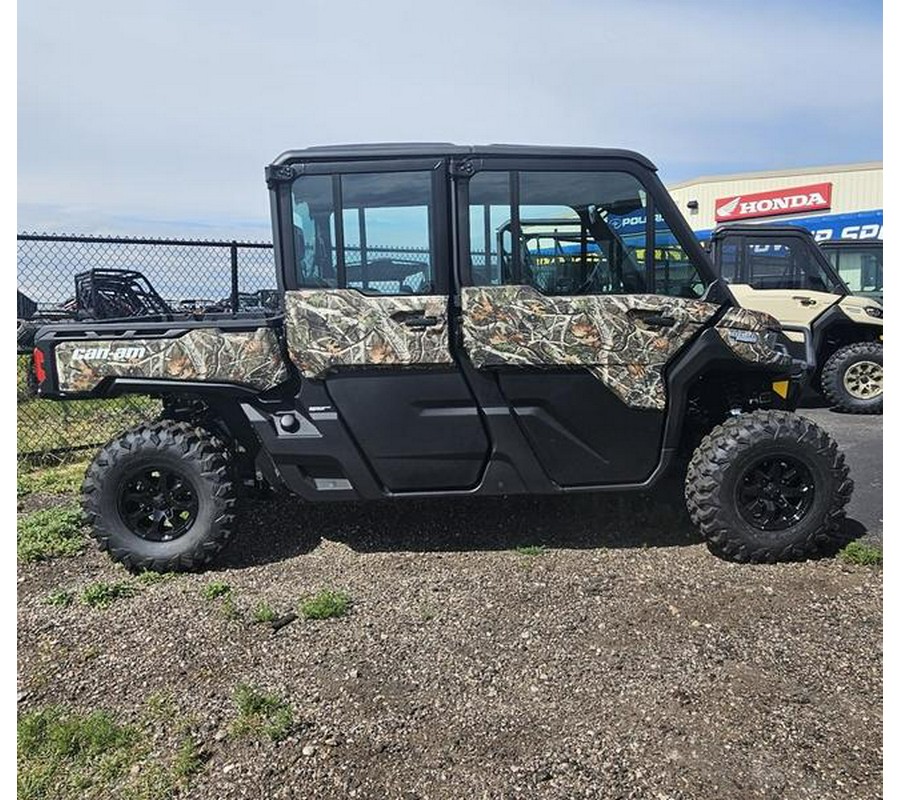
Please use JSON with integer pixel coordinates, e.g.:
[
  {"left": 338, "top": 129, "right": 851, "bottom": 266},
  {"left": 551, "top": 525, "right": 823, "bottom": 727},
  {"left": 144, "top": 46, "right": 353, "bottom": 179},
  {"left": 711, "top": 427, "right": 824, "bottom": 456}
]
[
  {"left": 284, "top": 289, "right": 453, "bottom": 378},
  {"left": 461, "top": 285, "right": 719, "bottom": 409},
  {"left": 55, "top": 327, "right": 288, "bottom": 392}
]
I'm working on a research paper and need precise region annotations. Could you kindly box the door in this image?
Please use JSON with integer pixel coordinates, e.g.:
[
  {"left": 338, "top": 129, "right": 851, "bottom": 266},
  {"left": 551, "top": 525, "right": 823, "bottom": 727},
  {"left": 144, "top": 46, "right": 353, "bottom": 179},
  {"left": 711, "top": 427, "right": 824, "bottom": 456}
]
[
  {"left": 281, "top": 161, "right": 489, "bottom": 491},
  {"left": 457, "top": 163, "right": 720, "bottom": 485},
  {"left": 725, "top": 234, "right": 842, "bottom": 327}
]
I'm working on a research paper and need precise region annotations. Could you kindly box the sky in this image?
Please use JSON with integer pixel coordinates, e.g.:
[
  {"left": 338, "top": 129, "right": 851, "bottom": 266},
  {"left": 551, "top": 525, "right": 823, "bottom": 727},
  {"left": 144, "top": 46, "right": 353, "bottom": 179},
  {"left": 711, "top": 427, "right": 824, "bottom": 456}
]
[{"left": 17, "top": 0, "right": 883, "bottom": 241}]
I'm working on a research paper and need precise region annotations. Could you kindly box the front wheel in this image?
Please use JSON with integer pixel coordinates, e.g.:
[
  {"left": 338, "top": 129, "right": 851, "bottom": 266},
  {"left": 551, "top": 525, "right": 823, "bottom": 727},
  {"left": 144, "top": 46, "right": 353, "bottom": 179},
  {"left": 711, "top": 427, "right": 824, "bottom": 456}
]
[
  {"left": 820, "top": 341, "right": 883, "bottom": 414},
  {"left": 685, "top": 410, "right": 853, "bottom": 563},
  {"left": 82, "top": 420, "right": 237, "bottom": 572}
]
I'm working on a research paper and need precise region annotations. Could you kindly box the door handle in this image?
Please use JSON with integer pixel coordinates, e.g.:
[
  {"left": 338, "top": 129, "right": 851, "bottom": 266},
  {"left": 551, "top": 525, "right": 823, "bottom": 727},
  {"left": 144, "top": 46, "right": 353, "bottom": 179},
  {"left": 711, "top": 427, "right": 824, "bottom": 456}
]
[
  {"left": 390, "top": 311, "right": 441, "bottom": 328},
  {"left": 403, "top": 316, "right": 440, "bottom": 328},
  {"left": 791, "top": 296, "right": 817, "bottom": 306},
  {"left": 637, "top": 314, "right": 677, "bottom": 328}
]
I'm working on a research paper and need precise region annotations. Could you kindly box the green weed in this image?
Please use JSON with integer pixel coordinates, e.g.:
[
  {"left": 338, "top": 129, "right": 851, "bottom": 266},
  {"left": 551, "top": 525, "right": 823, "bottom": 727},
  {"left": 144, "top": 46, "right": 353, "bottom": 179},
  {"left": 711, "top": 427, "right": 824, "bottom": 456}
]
[
  {"left": 839, "top": 541, "right": 883, "bottom": 566},
  {"left": 231, "top": 684, "right": 295, "bottom": 742},
  {"left": 200, "top": 581, "right": 231, "bottom": 600},
  {"left": 45, "top": 589, "right": 74, "bottom": 608},
  {"left": 252, "top": 601, "right": 277, "bottom": 624},
  {"left": 17, "top": 704, "right": 205, "bottom": 800},
  {"left": 17, "top": 461, "right": 89, "bottom": 498},
  {"left": 515, "top": 545, "right": 547, "bottom": 557},
  {"left": 136, "top": 571, "right": 172, "bottom": 586},
  {"left": 17, "top": 505, "right": 85, "bottom": 563},
  {"left": 81, "top": 582, "right": 137, "bottom": 609},
  {"left": 299, "top": 590, "right": 351, "bottom": 620}
]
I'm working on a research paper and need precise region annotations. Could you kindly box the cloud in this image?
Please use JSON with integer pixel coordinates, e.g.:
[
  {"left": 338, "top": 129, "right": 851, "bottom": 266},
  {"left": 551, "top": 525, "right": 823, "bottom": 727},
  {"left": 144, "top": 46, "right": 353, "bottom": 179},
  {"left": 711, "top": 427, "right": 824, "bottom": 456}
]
[{"left": 18, "top": 0, "right": 882, "bottom": 238}]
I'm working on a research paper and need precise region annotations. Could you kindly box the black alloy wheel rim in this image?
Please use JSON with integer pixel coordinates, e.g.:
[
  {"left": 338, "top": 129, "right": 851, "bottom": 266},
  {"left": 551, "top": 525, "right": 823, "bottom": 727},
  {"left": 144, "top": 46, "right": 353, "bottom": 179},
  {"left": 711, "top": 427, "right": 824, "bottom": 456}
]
[
  {"left": 735, "top": 455, "right": 816, "bottom": 532},
  {"left": 117, "top": 466, "right": 199, "bottom": 541}
]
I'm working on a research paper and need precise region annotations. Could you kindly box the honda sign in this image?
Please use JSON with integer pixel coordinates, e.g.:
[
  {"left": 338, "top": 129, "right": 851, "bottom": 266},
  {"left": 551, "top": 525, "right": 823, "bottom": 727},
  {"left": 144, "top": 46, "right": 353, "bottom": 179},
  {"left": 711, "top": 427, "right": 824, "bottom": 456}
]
[{"left": 715, "top": 182, "right": 833, "bottom": 222}]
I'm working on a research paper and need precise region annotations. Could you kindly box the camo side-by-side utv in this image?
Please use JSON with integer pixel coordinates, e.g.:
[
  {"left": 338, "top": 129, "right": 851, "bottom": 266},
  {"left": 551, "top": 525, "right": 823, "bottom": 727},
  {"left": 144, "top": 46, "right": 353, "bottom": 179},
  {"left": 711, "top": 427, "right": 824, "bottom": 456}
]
[
  {"left": 31, "top": 144, "right": 853, "bottom": 572},
  {"left": 706, "top": 224, "right": 883, "bottom": 414}
]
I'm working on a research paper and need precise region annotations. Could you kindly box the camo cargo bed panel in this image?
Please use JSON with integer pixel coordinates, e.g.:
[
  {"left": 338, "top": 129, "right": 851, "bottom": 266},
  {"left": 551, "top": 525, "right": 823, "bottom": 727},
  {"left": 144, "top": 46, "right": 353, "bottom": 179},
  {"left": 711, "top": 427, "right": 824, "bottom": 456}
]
[{"left": 54, "top": 327, "right": 288, "bottom": 392}]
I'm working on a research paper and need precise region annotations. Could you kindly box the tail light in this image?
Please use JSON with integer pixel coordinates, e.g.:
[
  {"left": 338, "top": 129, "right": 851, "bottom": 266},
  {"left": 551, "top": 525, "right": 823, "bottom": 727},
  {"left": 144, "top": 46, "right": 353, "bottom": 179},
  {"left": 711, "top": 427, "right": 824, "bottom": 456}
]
[{"left": 32, "top": 348, "right": 46, "bottom": 384}]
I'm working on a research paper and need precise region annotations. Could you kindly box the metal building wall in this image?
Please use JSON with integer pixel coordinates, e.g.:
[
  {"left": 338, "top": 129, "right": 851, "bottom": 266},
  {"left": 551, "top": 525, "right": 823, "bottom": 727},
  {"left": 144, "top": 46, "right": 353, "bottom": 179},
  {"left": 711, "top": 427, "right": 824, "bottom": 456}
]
[{"left": 666, "top": 162, "right": 882, "bottom": 232}]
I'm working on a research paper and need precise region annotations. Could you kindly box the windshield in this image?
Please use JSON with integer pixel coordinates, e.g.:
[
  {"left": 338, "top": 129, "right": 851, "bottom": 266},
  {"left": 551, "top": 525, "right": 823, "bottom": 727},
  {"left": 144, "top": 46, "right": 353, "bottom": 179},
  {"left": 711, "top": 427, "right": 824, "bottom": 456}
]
[{"left": 825, "top": 245, "right": 883, "bottom": 294}]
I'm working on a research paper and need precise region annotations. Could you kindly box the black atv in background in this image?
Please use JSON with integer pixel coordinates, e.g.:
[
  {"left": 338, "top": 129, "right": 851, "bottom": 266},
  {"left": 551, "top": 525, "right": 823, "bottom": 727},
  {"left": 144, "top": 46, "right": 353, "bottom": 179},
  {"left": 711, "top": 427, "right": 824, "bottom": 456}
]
[
  {"left": 30, "top": 144, "right": 854, "bottom": 572},
  {"left": 17, "top": 268, "right": 174, "bottom": 354}
]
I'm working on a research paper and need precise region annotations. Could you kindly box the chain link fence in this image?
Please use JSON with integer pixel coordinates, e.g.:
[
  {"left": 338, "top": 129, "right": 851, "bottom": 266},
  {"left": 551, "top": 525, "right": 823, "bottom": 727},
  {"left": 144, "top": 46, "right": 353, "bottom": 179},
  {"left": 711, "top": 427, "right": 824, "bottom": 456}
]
[{"left": 17, "top": 233, "right": 277, "bottom": 461}]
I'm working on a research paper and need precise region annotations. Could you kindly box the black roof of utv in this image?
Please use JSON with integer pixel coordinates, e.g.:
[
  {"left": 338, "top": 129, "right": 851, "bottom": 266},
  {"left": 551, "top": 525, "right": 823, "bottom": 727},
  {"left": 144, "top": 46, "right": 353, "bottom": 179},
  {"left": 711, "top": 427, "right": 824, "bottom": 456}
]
[
  {"left": 710, "top": 224, "right": 816, "bottom": 239},
  {"left": 270, "top": 143, "right": 657, "bottom": 170},
  {"left": 819, "top": 238, "right": 882, "bottom": 250}
]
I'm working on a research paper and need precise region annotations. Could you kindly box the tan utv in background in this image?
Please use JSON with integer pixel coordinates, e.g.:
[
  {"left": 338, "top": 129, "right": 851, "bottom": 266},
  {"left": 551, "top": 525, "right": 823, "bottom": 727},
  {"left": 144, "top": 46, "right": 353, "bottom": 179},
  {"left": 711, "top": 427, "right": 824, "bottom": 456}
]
[{"left": 707, "top": 224, "right": 883, "bottom": 414}]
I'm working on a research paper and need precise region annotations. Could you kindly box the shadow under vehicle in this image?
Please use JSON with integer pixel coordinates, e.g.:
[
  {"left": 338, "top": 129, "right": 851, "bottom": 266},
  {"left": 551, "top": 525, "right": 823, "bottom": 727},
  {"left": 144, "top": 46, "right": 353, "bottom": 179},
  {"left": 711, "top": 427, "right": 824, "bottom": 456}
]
[
  {"left": 706, "top": 224, "right": 883, "bottom": 414},
  {"left": 30, "top": 144, "right": 854, "bottom": 571}
]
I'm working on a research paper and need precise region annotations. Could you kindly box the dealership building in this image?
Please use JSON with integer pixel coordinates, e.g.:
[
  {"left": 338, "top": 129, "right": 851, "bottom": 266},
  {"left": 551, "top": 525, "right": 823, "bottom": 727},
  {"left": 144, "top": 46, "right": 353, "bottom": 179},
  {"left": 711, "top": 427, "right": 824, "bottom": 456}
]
[{"left": 666, "top": 161, "right": 882, "bottom": 243}]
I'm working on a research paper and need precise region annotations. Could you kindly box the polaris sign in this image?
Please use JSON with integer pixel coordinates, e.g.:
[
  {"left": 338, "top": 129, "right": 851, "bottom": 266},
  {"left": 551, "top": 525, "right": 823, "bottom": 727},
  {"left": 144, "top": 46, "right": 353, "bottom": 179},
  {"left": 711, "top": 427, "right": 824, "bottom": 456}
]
[{"left": 715, "top": 183, "right": 832, "bottom": 222}]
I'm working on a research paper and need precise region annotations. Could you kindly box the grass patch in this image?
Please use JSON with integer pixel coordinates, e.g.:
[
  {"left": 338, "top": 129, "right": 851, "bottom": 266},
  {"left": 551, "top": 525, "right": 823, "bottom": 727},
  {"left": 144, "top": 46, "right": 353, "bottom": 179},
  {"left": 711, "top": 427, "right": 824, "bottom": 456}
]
[
  {"left": 171, "top": 735, "right": 205, "bottom": 784},
  {"left": 252, "top": 601, "right": 277, "bottom": 624},
  {"left": 201, "top": 581, "right": 231, "bottom": 600},
  {"left": 81, "top": 582, "right": 137, "bottom": 609},
  {"left": 17, "top": 704, "right": 204, "bottom": 800},
  {"left": 299, "top": 590, "right": 351, "bottom": 620},
  {"left": 17, "top": 358, "right": 161, "bottom": 456},
  {"left": 220, "top": 594, "right": 241, "bottom": 621},
  {"left": 137, "top": 571, "right": 172, "bottom": 586},
  {"left": 515, "top": 545, "right": 547, "bottom": 557},
  {"left": 45, "top": 589, "right": 74, "bottom": 608},
  {"left": 839, "top": 541, "right": 883, "bottom": 566},
  {"left": 231, "top": 684, "right": 295, "bottom": 742},
  {"left": 144, "top": 693, "right": 178, "bottom": 721},
  {"left": 17, "top": 505, "right": 85, "bottom": 563},
  {"left": 17, "top": 460, "right": 89, "bottom": 498}
]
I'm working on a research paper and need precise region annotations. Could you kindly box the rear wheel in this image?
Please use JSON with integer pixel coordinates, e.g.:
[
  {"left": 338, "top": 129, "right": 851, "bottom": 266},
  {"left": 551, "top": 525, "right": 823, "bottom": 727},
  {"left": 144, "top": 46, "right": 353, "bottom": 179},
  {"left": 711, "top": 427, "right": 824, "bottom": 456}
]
[
  {"left": 820, "top": 341, "right": 883, "bottom": 414},
  {"left": 685, "top": 410, "right": 853, "bottom": 562},
  {"left": 82, "top": 420, "right": 236, "bottom": 572}
]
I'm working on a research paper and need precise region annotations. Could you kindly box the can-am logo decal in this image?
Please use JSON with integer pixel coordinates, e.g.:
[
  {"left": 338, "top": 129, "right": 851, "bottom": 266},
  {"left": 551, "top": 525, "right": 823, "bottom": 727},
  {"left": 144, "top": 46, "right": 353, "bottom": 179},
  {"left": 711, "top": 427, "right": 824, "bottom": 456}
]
[
  {"left": 71, "top": 345, "right": 147, "bottom": 360},
  {"left": 715, "top": 183, "right": 832, "bottom": 222}
]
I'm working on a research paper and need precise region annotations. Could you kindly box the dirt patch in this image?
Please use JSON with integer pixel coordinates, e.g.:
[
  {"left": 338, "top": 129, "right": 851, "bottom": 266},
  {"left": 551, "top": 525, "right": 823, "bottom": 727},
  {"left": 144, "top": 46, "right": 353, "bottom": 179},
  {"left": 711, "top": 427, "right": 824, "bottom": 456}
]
[{"left": 18, "top": 491, "right": 882, "bottom": 799}]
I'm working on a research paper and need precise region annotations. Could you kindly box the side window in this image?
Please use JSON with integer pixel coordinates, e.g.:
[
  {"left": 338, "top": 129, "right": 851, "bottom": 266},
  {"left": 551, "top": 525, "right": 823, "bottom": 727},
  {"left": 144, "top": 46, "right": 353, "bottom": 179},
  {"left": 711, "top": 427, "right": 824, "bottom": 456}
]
[
  {"left": 651, "top": 215, "right": 707, "bottom": 298},
  {"left": 835, "top": 248, "right": 882, "bottom": 293},
  {"left": 340, "top": 171, "right": 434, "bottom": 295},
  {"left": 468, "top": 172, "right": 511, "bottom": 286},
  {"left": 291, "top": 175, "right": 337, "bottom": 288},
  {"left": 744, "top": 239, "right": 835, "bottom": 292},
  {"left": 468, "top": 170, "right": 706, "bottom": 297},
  {"left": 718, "top": 241, "right": 740, "bottom": 282},
  {"left": 744, "top": 241, "right": 798, "bottom": 290}
]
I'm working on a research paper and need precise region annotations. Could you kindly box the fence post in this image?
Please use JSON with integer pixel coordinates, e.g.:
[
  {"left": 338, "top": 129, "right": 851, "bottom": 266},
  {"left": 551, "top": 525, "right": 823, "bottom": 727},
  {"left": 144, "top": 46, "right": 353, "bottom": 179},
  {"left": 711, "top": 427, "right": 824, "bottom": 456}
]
[{"left": 230, "top": 242, "right": 239, "bottom": 314}]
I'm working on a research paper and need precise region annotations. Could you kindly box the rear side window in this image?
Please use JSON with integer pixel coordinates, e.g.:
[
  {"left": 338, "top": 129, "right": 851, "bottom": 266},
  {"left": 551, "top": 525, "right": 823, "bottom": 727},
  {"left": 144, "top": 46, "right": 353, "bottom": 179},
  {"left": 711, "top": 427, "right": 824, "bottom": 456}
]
[
  {"left": 291, "top": 170, "right": 436, "bottom": 295},
  {"left": 291, "top": 175, "right": 337, "bottom": 289}
]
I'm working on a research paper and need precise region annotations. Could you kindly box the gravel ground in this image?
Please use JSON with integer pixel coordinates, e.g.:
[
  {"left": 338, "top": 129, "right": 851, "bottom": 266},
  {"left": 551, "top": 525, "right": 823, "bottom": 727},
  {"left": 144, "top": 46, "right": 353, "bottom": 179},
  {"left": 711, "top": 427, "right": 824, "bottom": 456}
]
[{"left": 18, "top": 477, "right": 882, "bottom": 799}]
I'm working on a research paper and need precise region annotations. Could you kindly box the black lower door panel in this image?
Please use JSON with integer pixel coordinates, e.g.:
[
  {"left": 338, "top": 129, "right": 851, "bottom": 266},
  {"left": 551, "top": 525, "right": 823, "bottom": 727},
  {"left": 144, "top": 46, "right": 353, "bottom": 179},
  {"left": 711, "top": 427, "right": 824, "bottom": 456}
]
[
  {"left": 326, "top": 371, "right": 490, "bottom": 492},
  {"left": 497, "top": 371, "right": 663, "bottom": 485}
]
